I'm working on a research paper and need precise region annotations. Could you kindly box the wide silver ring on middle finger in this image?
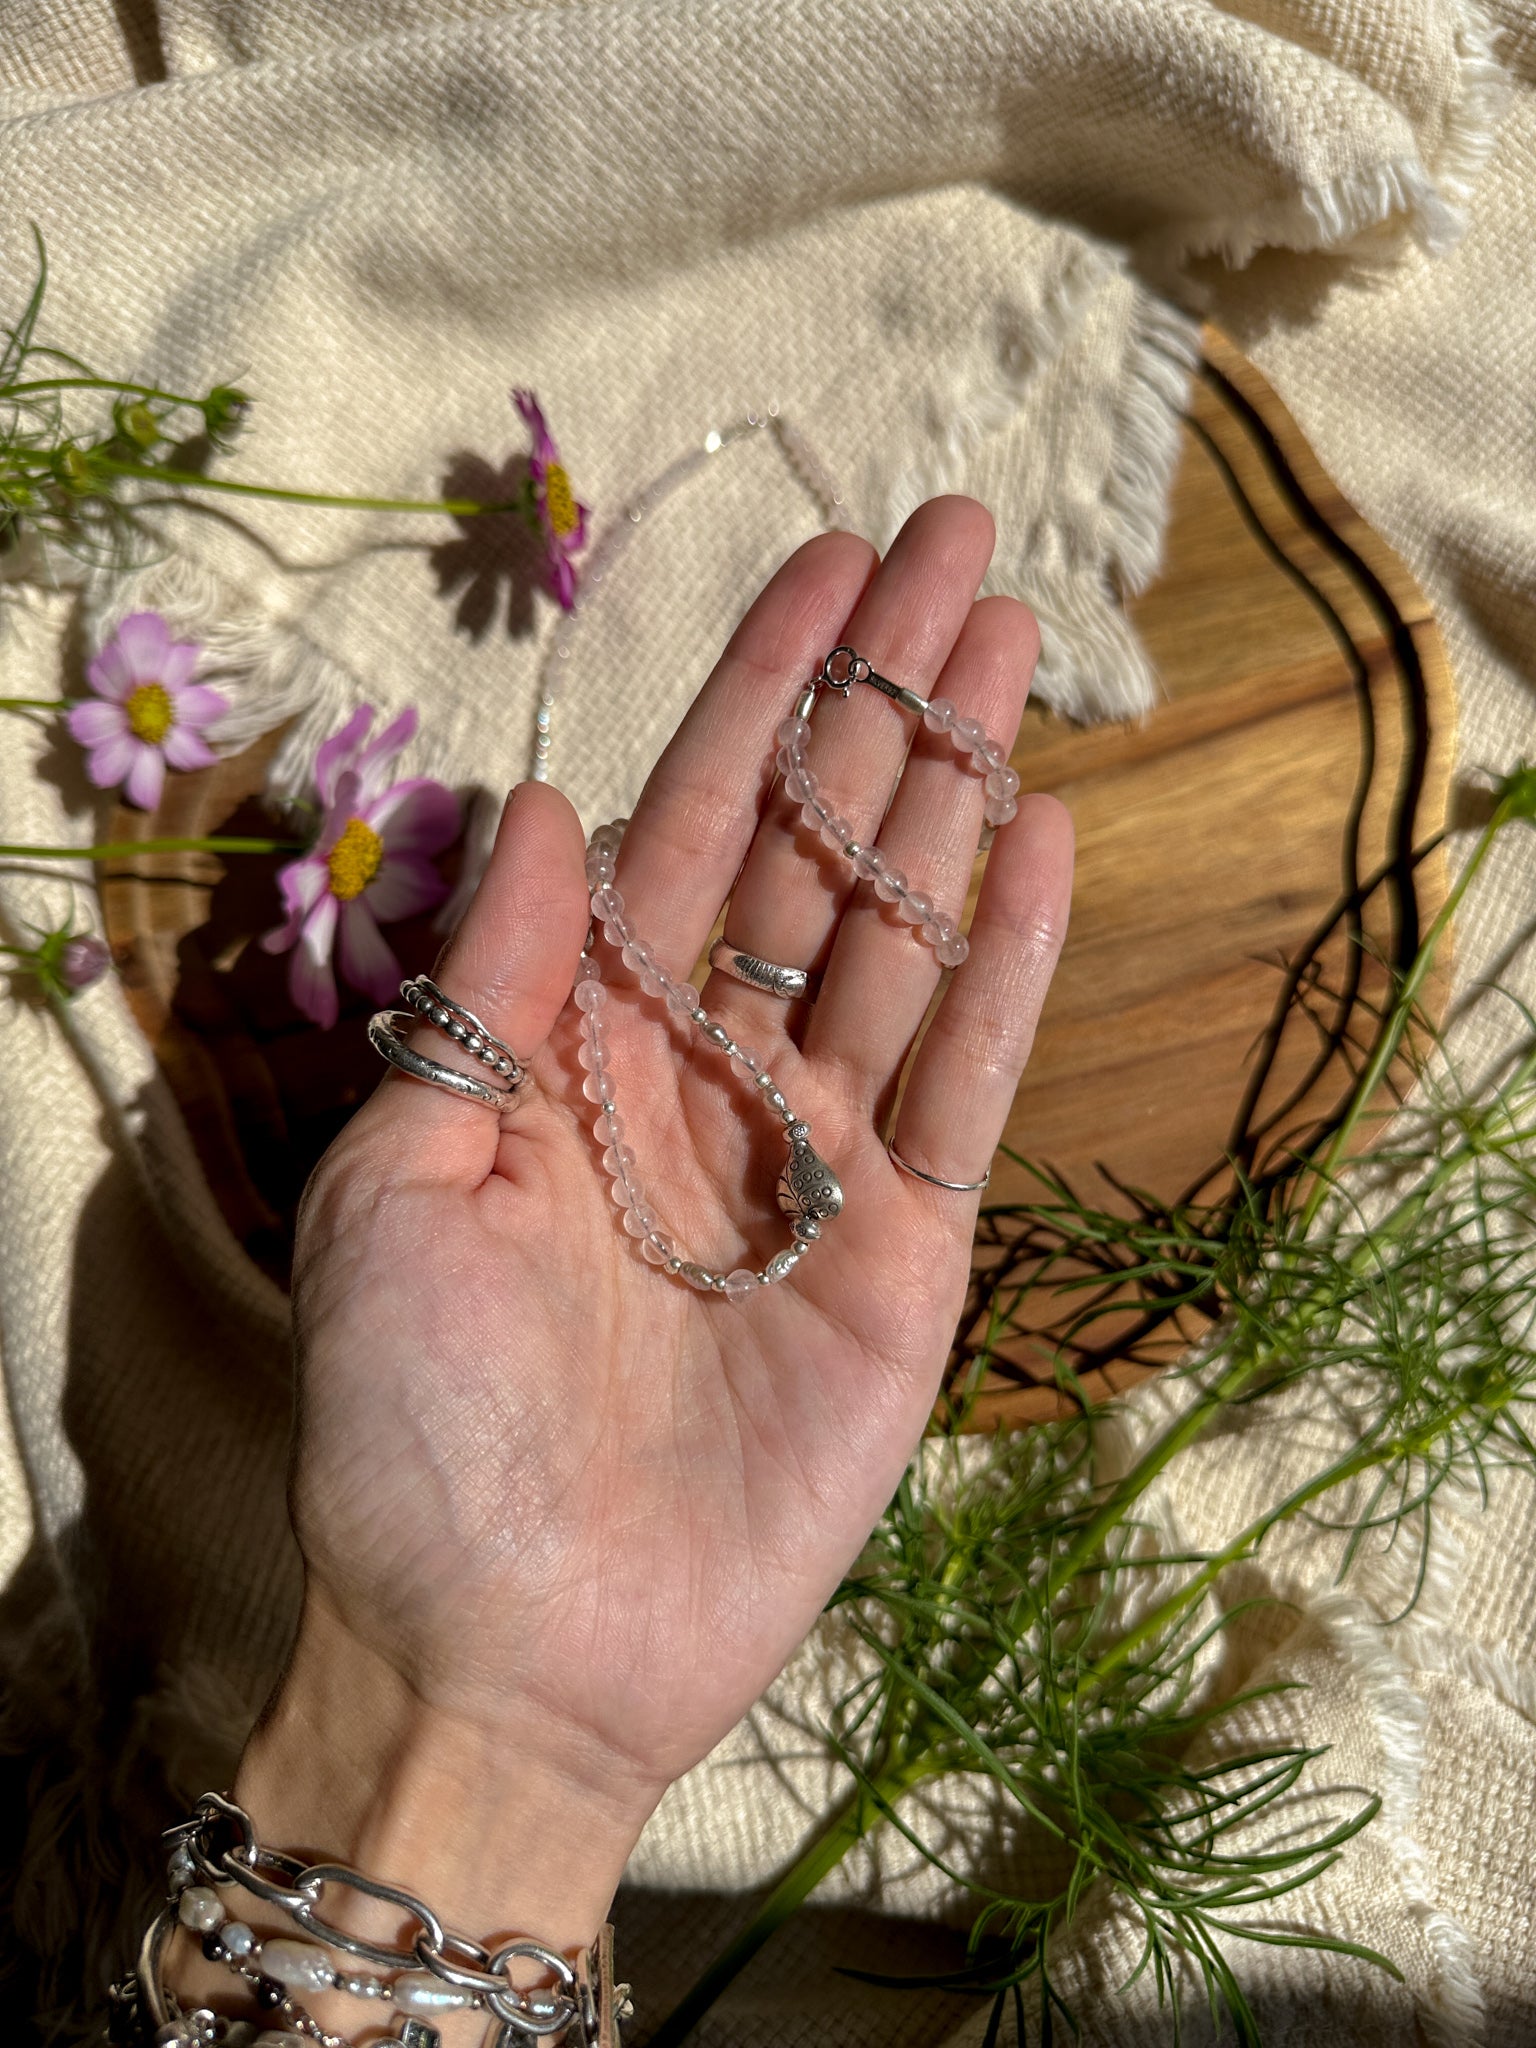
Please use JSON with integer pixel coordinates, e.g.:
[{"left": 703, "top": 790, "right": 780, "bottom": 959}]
[{"left": 708, "top": 938, "right": 820, "bottom": 1004}]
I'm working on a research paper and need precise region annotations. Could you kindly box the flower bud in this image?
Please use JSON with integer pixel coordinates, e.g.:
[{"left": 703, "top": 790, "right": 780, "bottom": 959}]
[{"left": 59, "top": 935, "right": 110, "bottom": 991}]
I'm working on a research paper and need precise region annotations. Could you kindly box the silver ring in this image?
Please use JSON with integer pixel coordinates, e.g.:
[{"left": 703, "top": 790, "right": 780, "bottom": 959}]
[
  {"left": 368, "top": 1012, "right": 522, "bottom": 1109},
  {"left": 399, "top": 974, "right": 525, "bottom": 1085},
  {"left": 709, "top": 938, "right": 818, "bottom": 1003},
  {"left": 886, "top": 1141, "right": 990, "bottom": 1192}
]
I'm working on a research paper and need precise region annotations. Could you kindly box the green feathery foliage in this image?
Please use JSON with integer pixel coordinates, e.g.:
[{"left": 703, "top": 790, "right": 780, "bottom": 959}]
[{"left": 651, "top": 772, "right": 1536, "bottom": 2047}]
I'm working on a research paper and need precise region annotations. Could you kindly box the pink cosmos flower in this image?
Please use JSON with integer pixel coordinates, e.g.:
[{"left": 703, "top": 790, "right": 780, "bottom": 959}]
[
  {"left": 513, "top": 388, "right": 588, "bottom": 610},
  {"left": 67, "top": 611, "right": 227, "bottom": 810},
  {"left": 260, "top": 705, "right": 459, "bottom": 1030}
]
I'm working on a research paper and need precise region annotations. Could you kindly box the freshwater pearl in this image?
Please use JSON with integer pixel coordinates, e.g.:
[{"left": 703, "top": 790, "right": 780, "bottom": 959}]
[
  {"left": 176, "top": 1887, "right": 224, "bottom": 1933},
  {"left": 680, "top": 1263, "right": 716, "bottom": 1290},
  {"left": 222, "top": 1922, "right": 255, "bottom": 1957},
  {"left": 923, "top": 696, "right": 956, "bottom": 732},
  {"left": 258, "top": 1939, "right": 335, "bottom": 1994},
  {"left": 392, "top": 1973, "right": 477, "bottom": 2016},
  {"left": 723, "top": 1268, "right": 758, "bottom": 1301}
]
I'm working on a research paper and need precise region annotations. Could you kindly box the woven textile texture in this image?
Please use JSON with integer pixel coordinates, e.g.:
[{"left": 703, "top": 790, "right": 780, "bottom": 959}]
[{"left": 0, "top": 2, "right": 1528, "bottom": 2043}]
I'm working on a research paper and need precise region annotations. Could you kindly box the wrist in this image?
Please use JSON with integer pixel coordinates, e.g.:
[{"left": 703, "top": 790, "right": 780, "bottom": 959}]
[
  {"left": 233, "top": 1591, "right": 663, "bottom": 1942},
  {"left": 162, "top": 1593, "right": 660, "bottom": 2042}
]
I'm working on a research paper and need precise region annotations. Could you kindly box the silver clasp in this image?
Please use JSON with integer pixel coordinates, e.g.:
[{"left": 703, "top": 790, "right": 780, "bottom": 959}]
[{"left": 799, "top": 643, "right": 930, "bottom": 721}]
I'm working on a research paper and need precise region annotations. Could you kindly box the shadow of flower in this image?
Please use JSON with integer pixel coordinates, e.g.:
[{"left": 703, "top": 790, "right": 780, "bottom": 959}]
[{"left": 429, "top": 451, "right": 547, "bottom": 643}]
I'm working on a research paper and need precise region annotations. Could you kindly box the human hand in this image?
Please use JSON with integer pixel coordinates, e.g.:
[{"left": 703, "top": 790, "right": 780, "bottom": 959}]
[{"left": 231, "top": 497, "right": 1073, "bottom": 1964}]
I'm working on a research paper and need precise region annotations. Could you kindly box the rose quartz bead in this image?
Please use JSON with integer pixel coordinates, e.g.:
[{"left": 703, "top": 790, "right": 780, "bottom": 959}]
[
  {"left": 602, "top": 1144, "right": 637, "bottom": 1177},
  {"left": 985, "top": 765, "right": 1021, "bottom": 800},
  {"left": 640, "top": 967, "right": 667, "bottom": 999},
  {"left": 574, "top": 953, "right": 600, "bottom": 981},
  {"left": 921, "top": 916, "right": 957, "bottom": 949},
  {"left": 801, "top": 797, "right": 829, "bottom": 831},
  {"left": 898, "top": 890, "right": 933, "bottom": 925},
  {"left": 573, "top": 981, "right": 606, "bottom": 1012},
  {"left": 923, "top": 697, "right": 956, "bottom": 733},
  {"left": 722, "top": 1268, "right": 758, "bottom": 1301},
  {"left": 609, "top": 1174, "right": 638, "bottom": 1206},
  {"left": 985, "top": 795, "right": 1019, "bottom": 827},
  {"left": 934, "top": 931, "right": 969, "bottom": 968},
  {"left": 666, "top": 979, "right": 697, "bottom": 1015},
  {"left": 595, "top": 1108, "right": 624, "bottom": 1145},
  {"left": 952, "top": 715, "right": 986, "bottom": 753},
  {"left": 591, "top": 885, "right": 623, "bottom": 920},
  {"left": 582, "top": 1072, "right": 611, "bottom": 1103},
  {"left": 577, "top": 1040, "right": 602, "bottom": 1070},
  {"left": 977, "top": 738, "right": 1008, "bottom": 774},
  {"left": 731, "top": 1043, "right": 766, "bottom": 1078},
  {"left": 622, "top": 1205, "right": 657, "bottom": 1237},
  {"left": 592, "top": 822, "right": 623, "bottom": 853},
  {"left": 777, "top": 715, "right": 810, "bottom": 747},
  {"left": 602, "top": 919, "right": 626, "bottom": 947},
  {"left": 851, "top": 846, "right": 883, "bottom": 882},
  {"left": 820, "top": 814, "right": 851, "bottom": 850},
  {"left": 784, "top": 768, "right": 811, "bottom": 803},
  {"left": 873, "top": 866, "right": 908, "bottom": 903},
  {"left": 641, "top": 1233, "right": 674, "bottom": 1265}
]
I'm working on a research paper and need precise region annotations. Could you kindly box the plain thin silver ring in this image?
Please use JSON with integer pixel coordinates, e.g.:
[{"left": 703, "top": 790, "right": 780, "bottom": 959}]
[
  {"left": 709, "top": 938, "right": 819, "bottom": 1003},
  {"left": 367, "top": 1011, "right": 523, "bottom": 1111},
  {"left": 886, "top": 1141, "right": 990, "bottom": 1193}
]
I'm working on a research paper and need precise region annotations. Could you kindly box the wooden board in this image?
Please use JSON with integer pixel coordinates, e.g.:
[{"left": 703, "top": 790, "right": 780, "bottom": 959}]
[
  {"left": 961, "top": 328, "right": 1453, "bottom": 1426},
  {"left": 101, "top": 330, "right": 1454, "bottom": 1391}
]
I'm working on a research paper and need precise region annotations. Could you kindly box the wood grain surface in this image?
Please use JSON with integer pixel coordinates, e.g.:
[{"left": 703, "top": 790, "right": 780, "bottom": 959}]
[{"left": 101, "top": 330, "right": 1455, "bottom": 1403}]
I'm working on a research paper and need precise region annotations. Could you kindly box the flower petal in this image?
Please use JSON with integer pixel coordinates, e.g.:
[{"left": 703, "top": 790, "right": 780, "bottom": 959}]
[
  {"left": 512, "top": 388, "right": 556, "bottom": 463},
  {"left": 364, "top": 852, "right": 449, "bottom": 923},
  {"left": 314, "top": 704, "right": 375, "bottom": 807},
  {"left": 261, "top": 856, "right": 328, "bottom": 953},
  {"left": 85, "top": 644, "right": 135, "bottom": 700},
  {"left": 83, "top": 727, "right": 137, "bottom": 791},
  {"left": 168, "top": 682, "right": 228, "bottom": 730},
  {"left": 548, "top": 548, "right": 577, "bottom": 610},
  {"left": 336, "top": 898, "right": 402, "bottom": 1003},
  {"left": 314, "top": 773, "right": 362, "bottom": 857},
  {"left": 114, "top": 611, "right": 172, "bottom": 674},
  {"left": 289, "top": 893, "right": 339, "bottom": 1028},
  {"left": 67, "top": 699, "right": 128, "bottom": 748},
  {"left": 354, "top": 707, "right": 418, "bottom": 804},
  {"left": 163, "top": 724, "right": 217, "bottom": 772},
  {"left": 158, "top": 642, "right": 198, "bottom": 690},
  {"left": 368, "top": 777, "right": 460, "bottom": 853},
  {"left": 123, "top": 741, "right": 166, "bottom": 811}
]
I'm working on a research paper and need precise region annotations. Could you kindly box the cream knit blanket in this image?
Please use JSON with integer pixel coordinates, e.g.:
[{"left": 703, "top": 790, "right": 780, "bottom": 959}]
[{"left": 0, "top": 3, "right": 1527, "bottom": 2043}]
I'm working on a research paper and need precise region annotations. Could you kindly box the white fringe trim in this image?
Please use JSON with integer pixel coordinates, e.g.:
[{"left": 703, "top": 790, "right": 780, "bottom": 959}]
[
  {"left": 1304, "top": 1594, "right": 1486, "bottom": 2046},
  {"left": 1160, "top": 1, "right": 1510, "bottom": 270}
]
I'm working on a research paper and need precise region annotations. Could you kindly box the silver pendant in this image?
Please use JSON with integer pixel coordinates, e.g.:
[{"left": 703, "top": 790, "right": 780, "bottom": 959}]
[{"left": 777, "top": 1123, "right": 844, "bottom": 1224}]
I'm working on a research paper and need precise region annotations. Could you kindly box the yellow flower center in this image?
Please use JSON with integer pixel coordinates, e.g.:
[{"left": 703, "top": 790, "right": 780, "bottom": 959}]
[
  {"left": 543, "top": 462, "right": 579, "bottom": 539},
  {"left": 327, "top": 815, "right": 385, "bottom": 901},
  {"left": 125, "top": 681, "right": 174, "bottom": 745}
]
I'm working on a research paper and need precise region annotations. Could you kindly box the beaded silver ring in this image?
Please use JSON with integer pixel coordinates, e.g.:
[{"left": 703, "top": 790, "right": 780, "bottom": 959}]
[{"left": 368, "top": 976, "right": 530, "bottom": 1112}]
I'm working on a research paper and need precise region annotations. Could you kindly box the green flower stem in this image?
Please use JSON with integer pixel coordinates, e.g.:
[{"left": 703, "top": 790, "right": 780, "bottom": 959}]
[
  {"left": 1299, "top": 791, "right": 1515, "bottom": 1230},
  {"left": 8, "top": 375, "right": 207, "bottom": 407},
  {"left": 646, "top": 1767, "right": 930, "bottom": 2048},
  {"left": 0, "top": 836, "right": 303, "bottom": 859},
  {"left": 0, "top": 697, "right": 64, "bottom": 711},
  {"left": 91, "top": 454, "right": 513, "bottom": 519}
]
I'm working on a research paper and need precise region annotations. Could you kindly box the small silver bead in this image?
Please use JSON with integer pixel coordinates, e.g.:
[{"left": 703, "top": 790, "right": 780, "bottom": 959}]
[{"left": 690, "top": 1005, "right": 709, "bottom": 1025}]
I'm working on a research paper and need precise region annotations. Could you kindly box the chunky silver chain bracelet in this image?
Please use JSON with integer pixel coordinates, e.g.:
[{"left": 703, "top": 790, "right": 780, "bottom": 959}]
[{"left": 107, "top": 1794, "right": 629, "bottom": 2048}]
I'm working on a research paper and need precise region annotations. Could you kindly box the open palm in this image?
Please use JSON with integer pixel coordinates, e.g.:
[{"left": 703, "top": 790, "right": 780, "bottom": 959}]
[{"left": 275, "top": 498, "right": 1073, "bottom": 1911}]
